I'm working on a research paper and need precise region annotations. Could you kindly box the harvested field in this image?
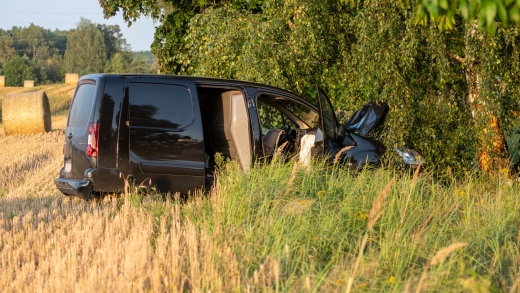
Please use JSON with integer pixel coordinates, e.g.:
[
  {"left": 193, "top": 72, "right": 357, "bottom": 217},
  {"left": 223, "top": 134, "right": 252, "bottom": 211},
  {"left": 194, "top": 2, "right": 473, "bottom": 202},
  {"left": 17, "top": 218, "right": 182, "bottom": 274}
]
[{"left": 0, "top": 93, "right": 67, "bottom": 199}]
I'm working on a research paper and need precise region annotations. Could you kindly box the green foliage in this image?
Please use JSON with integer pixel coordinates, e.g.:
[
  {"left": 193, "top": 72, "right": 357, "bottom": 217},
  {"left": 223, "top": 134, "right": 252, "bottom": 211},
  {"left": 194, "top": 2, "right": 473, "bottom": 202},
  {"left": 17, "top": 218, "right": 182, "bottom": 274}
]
[
  {"left": 118, "top": 0, "right": 516, "bottom": 173},
  {"left": 104, "top": 52, "right": 131, "bottom": 73},
  {"left": 99, "top": 0, "right": 264, "bottom": 73},
  {"left": 0, "top": 21, "right": 153, "bottom": 84},
  {"left": 16, "top": 24, "right": 55, "bottom": 60},
  {"left": 3, "top": 55, "right": 35, "bottom": 86},
  {"left": 96, "top": 0, "right": 520, "bottom": 172},
  {"left": 174, "top": 2, "right": 478, "bottom": 171},
  {"left": 339, "top": 3, "right": 480, "bottom": 172},
  {"left": 42, "top": 54, "right": 65, "bottom": 83},
  {"left": 64, "top": 18, "right": 107, "bottom": 75},
  {"left": 388, "top": 0, "right": 520, "bottom": 34},
  {"left": 97, "top": 24, "right": 131, "bottom": 60},
  {"left": 0, "top": 33, "right": 15, "bottom": 63},
  {"left": 123, "top": 160, "right": 520, "bottom": 291},
  {"left": 130, "top": 52, "right": 158, "bottom": 73},
  {"left": 29, "top": 58, "right": 46, "bottom": 84}
]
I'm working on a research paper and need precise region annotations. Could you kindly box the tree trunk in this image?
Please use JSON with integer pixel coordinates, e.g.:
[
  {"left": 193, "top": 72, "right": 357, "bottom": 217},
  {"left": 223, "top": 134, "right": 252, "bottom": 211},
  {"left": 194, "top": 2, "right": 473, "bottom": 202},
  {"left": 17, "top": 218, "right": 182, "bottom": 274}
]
[{"left": 465, "top": 23, "right": 510, "bottom": 173}]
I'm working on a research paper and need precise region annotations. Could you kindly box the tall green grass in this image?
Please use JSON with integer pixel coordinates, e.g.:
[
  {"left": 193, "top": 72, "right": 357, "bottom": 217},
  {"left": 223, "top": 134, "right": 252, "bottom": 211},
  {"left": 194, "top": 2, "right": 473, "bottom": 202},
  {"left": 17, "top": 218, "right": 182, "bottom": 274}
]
[
  {"left": 129, "top": 159, "right": 520, "bottom": 292},
  {"left": 506, "top": 130, "right": 520, "bottom": 166}
]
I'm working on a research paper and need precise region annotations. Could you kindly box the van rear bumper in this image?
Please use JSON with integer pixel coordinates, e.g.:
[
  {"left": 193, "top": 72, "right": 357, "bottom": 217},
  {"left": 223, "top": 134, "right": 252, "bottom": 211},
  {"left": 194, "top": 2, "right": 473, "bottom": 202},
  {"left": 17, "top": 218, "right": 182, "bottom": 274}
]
[
  {"left": 55, "top": 167, "right": 126, "bottom": 198},
  {"left": 54, "top": 177, "right": 93, "bottom": 199}
]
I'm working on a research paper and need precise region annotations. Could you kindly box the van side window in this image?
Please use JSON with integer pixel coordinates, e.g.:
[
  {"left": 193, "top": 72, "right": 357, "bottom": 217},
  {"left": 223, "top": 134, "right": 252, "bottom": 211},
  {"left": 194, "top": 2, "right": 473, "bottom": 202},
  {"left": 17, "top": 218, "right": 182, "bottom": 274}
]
[
  {"left": 68, "top": 84, "right": 96, "bottom": 127},
  {"left": 258, "top": 102, "right": 290, "bottom": 134},
  {"left": 129, "top": 83, "right": 194, "bottom": 129}
]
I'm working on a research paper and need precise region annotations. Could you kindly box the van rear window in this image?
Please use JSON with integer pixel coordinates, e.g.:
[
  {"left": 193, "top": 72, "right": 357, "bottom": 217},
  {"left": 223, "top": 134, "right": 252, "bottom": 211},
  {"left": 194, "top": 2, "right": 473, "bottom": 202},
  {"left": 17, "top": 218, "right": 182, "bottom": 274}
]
[
  {"left": 68, "top": 84, "right": 96, "bottom": 127},
  {"left": 129, "top": 83, "right": 194, "bottom": 129}
]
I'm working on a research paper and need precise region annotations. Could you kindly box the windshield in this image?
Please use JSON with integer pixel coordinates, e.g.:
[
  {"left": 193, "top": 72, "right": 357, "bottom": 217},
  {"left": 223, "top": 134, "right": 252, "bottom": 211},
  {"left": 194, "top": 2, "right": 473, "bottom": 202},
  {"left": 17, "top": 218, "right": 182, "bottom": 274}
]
[
  {"left": 317, "top": 86, "right": 338, "bottom": 140},
  {"left": 279, "top": 101, "right": 319, "bottom": 128}
]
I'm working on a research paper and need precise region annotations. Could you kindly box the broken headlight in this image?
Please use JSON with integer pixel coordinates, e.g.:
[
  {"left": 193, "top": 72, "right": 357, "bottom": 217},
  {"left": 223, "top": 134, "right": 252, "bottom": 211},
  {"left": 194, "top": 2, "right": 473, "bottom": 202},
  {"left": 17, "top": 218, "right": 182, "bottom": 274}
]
[{"left": 394, "top": 147, "right": 426, "bottom": 166}]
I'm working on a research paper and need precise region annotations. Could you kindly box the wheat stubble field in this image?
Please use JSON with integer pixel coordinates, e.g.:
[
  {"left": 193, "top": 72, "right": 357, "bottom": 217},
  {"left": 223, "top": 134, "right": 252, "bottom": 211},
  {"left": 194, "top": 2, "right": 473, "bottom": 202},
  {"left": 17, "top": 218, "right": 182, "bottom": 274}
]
[
  {"left": 0, "top": 118, "right": 193, "bottom": 292},
  {"left": 0, "top": 84, "right": 520, "bottom": 292}
]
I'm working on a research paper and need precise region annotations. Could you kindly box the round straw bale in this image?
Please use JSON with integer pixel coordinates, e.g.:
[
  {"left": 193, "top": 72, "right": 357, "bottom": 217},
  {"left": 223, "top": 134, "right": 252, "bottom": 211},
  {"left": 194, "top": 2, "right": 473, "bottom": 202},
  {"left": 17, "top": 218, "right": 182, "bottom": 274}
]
[{"left": 2, "top": 91, "right": 52, "bottom": 136}]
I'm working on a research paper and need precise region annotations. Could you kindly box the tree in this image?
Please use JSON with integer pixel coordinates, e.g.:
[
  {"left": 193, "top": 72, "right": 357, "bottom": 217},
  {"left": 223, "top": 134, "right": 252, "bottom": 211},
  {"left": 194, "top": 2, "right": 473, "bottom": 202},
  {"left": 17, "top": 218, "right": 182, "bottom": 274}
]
[
  {"left": 99, "top": 0, "right": 262, "bottom": 72},
  {"left": 386, "top": 0, "right": 520, "bottom": 172},
  {"left": 97, "top": 24, "right": 131, "bottom": 60},
  {"left": 42, "top": 54, "right": 64, "bottom": 83},
  {"left": 48, "top": 29, "right": 69, "bottom": 57},
  {"left": 130, "top": 52, "right": 157, "bottom": 73},
  {"left": 104, "top": 52, "right": 131, "bottom": 73},
  {"left": 64, "top": 18, "right": 107, "bottom": 75},
  {"left": 17, "top": 24, "right": 56, "bottom": 60},
  {"left": 399, "top": 0, "right": 520, "bottom": 33},
  {"left": 0, "top": 32, "right": 15, "bottom": 63},
  {"left": 3, "top": 55, "right": 35, "bottom": 86}
]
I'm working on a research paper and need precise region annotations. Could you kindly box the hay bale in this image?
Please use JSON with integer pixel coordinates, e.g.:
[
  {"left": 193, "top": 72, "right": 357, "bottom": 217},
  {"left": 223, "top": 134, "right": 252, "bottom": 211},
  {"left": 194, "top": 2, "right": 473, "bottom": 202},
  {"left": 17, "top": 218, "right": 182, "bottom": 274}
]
[
  {"left": 24, "top": 80, "right": 34, "bottom": 88},
  {"left": 2, "top": 91, "right": 52, "bottom": 135},
  {"left": 65, "top": 73, "right": 79, "bottom": 85},
  {"left": 0, "top": 76, "right": 5, "bottom": 87}
]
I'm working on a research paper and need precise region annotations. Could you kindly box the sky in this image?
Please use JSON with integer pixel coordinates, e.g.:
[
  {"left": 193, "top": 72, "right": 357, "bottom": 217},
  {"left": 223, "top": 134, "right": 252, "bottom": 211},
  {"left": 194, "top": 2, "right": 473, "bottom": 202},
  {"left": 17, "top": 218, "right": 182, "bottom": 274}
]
[{"left": 0, "top": 0, "right": 157, "bottom": 51}]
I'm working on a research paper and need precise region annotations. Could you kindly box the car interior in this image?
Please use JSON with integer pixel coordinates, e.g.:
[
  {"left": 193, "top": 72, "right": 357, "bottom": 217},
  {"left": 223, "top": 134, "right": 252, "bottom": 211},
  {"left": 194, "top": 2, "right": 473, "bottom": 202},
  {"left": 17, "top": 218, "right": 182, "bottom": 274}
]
[
  {"left": 197, "top": 89, "right": 321, "bottom": 176},
  {"left": 198, "top": 88, "right": 251, "bottom": 174},
  {"left": 256, "top": 94, "right": 320, "bottom": 161}
]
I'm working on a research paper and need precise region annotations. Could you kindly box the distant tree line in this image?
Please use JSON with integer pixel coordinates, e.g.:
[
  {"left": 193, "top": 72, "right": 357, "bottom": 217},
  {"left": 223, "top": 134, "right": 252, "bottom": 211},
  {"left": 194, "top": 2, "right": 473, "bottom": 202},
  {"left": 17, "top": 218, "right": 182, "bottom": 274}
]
[{"left": 0, "top": 18, "right": 158, "bottom": 86}]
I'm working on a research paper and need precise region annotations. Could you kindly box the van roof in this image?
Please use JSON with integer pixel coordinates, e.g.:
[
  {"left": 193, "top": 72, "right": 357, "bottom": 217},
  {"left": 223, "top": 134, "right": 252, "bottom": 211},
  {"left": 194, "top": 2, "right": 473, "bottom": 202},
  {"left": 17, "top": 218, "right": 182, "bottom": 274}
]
[{"left": 81, "top": 73, "right": 304, "bottom": 99}]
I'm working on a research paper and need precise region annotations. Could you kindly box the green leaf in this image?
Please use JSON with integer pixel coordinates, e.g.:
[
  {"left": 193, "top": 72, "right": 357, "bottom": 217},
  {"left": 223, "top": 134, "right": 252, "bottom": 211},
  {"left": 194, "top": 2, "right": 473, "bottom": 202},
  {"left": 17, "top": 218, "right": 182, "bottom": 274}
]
[
  {"left": 497, "top": 1, "right": 509, "bottom": 26},
  {"left": 486, "top": 19, "right": 497, "bottom": 34},
  {"left": 459, "top": 0, "right": 470, "bottom": 19},
  {"left": 415, "top": 5, "right": 429, "bottom": 26},
  {"left": 483, "top": 0, "right": 497, "bottom": 24},
  {"left": 509, "top": 7, "right": 520, "bottom": 22},
  {"left": 439, "top": 0, "right": 449, "bottom": 10},
  {"left": 447, "top": 7, "right": 456, "bottom": 28},
  {"left": 424, "top": 0, "right": 439, "bottom": 19}
]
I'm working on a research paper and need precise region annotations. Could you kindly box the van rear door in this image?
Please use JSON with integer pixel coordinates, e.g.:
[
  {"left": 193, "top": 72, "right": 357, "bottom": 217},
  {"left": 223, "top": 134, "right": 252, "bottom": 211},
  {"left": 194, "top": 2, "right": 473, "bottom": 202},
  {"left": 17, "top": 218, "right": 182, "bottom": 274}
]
[
  {"left": 127, "top": 77, "right": 205, "bottom": 194},
  {"left": 64, "top": 79, "right": 98, "bottom": 179}
]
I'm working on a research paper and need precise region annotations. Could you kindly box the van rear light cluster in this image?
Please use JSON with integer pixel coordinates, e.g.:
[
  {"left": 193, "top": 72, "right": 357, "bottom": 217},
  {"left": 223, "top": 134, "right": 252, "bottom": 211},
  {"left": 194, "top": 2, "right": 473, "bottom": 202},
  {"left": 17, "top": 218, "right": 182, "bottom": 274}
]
[{"left": 87, "top": 123, "right": 99, "bottom": 157}]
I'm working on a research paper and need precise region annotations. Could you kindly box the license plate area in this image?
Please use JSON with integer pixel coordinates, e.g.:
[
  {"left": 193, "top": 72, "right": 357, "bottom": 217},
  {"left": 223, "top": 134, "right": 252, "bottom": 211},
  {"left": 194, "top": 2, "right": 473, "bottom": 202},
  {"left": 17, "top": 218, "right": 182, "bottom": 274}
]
[{"left": 64, "top": 160, "right": 72, "bottom": 173}]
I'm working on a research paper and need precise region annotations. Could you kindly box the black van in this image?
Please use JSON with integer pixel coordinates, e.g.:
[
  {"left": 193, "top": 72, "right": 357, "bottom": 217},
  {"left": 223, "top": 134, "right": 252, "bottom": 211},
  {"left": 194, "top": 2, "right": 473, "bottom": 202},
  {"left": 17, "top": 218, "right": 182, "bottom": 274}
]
[{"left": 55, "top": 74, "right": 422, "bottom": 199}]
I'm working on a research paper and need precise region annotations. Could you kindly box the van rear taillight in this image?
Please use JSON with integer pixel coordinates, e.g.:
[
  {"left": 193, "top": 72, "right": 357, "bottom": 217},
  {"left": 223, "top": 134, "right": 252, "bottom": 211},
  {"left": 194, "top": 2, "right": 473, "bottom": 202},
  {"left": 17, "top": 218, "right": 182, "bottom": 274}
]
[{"left": 87, "top": 122, "right": 99, "bottom": 157}]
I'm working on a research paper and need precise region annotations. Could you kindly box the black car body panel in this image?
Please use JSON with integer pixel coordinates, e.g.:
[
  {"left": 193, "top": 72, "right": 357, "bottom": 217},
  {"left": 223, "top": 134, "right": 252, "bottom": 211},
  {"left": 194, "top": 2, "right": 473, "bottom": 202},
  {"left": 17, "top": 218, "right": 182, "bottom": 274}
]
[
  {"left": 126, "top": 77, "right": 205, "bottom": 194},
  {"left": 55, "top": 74, "right": 388, "bottom": 198}
]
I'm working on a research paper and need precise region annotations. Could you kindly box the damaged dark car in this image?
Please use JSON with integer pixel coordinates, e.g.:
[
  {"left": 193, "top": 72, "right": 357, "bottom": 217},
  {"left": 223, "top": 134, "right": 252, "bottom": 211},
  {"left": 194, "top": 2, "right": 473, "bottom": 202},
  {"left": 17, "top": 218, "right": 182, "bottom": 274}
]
[{"left": 54, "top": 74, "right": 424, "bottom": 199}]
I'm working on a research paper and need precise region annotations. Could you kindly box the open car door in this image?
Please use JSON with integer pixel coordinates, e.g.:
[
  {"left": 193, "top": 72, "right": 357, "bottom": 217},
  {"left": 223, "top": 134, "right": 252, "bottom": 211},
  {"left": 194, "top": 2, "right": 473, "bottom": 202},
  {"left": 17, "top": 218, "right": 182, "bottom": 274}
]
[{"left": 316, "top": 86, "right": 340, "bottom": 156}]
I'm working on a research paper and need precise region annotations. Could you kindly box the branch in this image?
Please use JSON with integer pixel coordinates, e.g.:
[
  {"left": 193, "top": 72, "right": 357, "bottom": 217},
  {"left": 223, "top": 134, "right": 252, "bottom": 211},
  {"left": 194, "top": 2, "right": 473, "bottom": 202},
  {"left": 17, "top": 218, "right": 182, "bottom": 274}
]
[{"left": 450, "top": 53, "right": 465, "bottom": 64}]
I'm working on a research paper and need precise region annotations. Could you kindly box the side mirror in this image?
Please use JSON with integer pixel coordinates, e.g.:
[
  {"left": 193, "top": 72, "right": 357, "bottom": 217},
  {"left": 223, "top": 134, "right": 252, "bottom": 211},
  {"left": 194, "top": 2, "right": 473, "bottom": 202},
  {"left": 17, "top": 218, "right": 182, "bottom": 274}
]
[{"left": 337, "top": 124, "right": 346, "bottom": 140}]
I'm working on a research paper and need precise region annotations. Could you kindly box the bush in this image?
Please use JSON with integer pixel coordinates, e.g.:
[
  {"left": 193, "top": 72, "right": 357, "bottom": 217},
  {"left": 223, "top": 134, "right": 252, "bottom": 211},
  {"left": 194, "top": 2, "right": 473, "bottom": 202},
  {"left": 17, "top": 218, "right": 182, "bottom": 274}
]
[{"left": 3, "top": 55, "right": 35, "bottom": 86}]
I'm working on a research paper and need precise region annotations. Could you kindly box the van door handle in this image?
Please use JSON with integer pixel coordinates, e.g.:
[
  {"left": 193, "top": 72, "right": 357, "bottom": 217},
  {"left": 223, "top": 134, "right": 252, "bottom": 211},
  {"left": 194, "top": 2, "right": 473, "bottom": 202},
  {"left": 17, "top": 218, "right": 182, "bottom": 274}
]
[{"left": 178, "top": 137, "right": 197, "bottom": 145}]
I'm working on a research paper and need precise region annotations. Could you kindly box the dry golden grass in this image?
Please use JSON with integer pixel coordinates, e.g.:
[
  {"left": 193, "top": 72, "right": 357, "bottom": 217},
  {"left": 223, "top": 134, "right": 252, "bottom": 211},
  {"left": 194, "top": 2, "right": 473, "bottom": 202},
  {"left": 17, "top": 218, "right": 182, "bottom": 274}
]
[
  {"left": 0, "top": 124, "right": 249, "bottom": 292},
  {"left": 0, "top": 113, "right": 65, "bottom": 198}
]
